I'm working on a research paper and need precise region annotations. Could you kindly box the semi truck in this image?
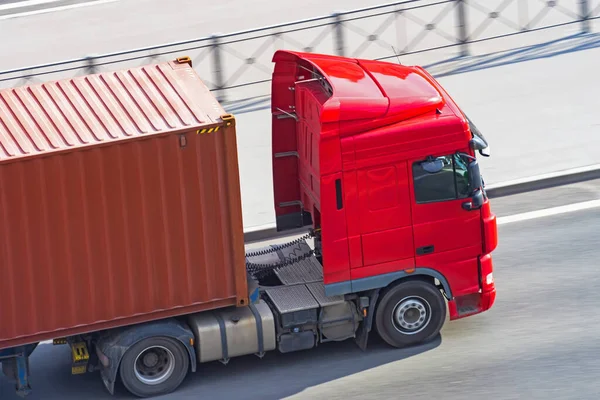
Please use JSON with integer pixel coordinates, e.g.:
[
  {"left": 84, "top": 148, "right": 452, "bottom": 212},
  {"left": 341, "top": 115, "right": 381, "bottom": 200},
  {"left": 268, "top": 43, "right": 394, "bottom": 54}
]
[{"left": 0, "top": 50, "right": 498, "bottom": 398}]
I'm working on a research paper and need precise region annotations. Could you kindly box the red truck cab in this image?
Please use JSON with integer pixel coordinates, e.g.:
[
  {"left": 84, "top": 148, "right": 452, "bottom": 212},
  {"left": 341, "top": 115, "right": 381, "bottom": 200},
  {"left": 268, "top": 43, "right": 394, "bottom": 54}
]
[{"left": 271, "top": 50, "right": 498, "bottom": 344}]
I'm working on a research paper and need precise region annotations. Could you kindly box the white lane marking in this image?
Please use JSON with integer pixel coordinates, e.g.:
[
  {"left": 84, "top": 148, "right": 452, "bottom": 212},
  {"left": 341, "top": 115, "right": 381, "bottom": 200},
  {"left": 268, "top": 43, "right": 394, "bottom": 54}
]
[
  {"left": 0, "top": 0, "right": 60, "bottom": 11},
  {"left": 0, "top": 0, "right": 119, "bottom": 20},
  {"left": 497, "top": 199, "right": 600, "bottom": 225}
]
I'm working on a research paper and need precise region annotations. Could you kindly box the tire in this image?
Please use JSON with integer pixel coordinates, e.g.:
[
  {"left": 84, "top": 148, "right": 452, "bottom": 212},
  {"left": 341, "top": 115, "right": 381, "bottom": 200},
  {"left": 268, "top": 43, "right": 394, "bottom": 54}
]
[
  {"left": 119, "top": 336, "right": 189, "bottom": 398},
  {"left": 375, "top": 279, "right": 446, "bottom": 348}
]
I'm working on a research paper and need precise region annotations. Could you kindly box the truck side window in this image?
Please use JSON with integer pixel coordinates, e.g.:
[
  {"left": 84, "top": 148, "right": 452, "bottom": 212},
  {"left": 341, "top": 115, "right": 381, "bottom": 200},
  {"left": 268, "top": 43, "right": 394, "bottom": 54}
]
[
  {"left": 452, "top": 153, "right": 470, "bottom": 199},
  {"left": 413, "top": 154, "right": 470, "bottom": 203}
]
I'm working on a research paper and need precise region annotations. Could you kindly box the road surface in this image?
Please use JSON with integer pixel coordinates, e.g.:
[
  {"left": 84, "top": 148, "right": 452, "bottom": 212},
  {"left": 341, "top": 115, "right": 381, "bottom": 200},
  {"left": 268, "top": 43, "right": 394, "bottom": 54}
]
[
  {"left": 1, "top": 1, "right": 599, "bottom": 229},
  {"left": 2, "top": 178, "right": 600, "bottom": 399}
]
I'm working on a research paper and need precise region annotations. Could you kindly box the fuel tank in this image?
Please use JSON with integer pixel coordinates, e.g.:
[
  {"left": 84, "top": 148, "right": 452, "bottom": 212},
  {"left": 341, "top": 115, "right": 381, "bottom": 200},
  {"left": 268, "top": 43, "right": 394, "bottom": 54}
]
[{"left": 187, "top": 299, "right": 276, "bottom": 363}]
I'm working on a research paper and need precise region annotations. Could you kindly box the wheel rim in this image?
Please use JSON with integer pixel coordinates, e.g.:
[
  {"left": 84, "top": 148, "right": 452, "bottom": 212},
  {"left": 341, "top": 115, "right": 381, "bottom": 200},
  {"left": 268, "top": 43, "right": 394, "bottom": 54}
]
[
  {"left": 391, "top": 295, "right": 432, "bottom": 335},
  {"left": 133, "top": 345, "right": 176, "bottom": 386}
]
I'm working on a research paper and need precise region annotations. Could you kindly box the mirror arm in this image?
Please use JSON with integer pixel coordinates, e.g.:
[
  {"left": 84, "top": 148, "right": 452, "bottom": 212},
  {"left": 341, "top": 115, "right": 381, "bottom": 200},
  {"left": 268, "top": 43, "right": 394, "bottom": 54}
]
[
  {"left": 456, "top": 151, "right": 476, "bottom": 161},
  {"left": 463, "top": 189, "right": 484, "bottom": 211},
  {"left": 462, "top": 201, "right": 474, "bottom": 211}
]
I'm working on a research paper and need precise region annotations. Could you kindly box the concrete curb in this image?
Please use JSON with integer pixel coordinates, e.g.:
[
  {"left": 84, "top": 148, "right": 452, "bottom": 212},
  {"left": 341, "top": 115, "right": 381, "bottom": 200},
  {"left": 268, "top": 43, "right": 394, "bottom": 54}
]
[
  {"left": 485, "top": 163, "right": 600, "bottom": 198},
  {"left": 243, "top": 163, "right": 600, "bottom": 244}
]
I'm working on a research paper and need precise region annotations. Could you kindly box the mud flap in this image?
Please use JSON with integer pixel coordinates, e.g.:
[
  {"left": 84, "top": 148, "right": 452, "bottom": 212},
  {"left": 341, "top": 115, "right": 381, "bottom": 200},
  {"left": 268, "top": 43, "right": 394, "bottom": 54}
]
[
  {"left": 354, "top": 289, "right": 380, "bottom": 351},
  {"left": 100, "top": 363, "right": 117, "bottom": 396}
]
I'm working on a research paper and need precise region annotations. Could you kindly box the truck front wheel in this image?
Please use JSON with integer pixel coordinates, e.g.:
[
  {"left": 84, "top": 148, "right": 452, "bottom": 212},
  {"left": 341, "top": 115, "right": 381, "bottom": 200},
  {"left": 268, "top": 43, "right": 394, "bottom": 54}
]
[
  {"left": 375, "top": 280, "right": 446, "bottom": 348},
  {"left": 119, "top": 336, "right": 189, "bottom": 398}
]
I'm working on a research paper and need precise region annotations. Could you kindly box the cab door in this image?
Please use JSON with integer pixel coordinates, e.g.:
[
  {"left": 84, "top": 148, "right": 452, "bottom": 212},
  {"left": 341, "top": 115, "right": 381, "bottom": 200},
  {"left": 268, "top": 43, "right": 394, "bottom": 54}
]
[
  {"left": 409, "top": 152, "right": 482, "bottom": 296},
  {"left": 353, "top": 162, "right": 415, "bottom": 278}
]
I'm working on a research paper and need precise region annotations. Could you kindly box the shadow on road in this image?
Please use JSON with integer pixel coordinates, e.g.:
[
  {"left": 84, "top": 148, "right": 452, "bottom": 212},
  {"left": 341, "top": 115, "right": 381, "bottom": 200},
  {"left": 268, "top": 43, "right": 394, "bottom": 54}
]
[
  {"left": 223, "top": 32, "right": 600, "bottom": 115},
  {"left": 225, "top": 95, "right": 272, "bottom": 115},
  {"left": 1, "top": 334, "right": 441, "bottom": 399},
  {"left": 426, "top": 32, "right": 600, "bottom": 78},
  {"left": 173, "top": 334, "right": 441, "bottom": 400}
]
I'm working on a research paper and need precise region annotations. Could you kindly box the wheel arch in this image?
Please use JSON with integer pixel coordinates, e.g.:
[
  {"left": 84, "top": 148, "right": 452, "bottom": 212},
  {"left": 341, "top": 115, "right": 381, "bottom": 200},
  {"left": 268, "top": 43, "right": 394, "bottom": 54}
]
[
  {"left": 326, "top": 268, "right": 453, "bottom": 300},
  {"left": 364, "top": 268, "right": 453, "bottom": 301},
  {"left": 399, "top": 268, "right": 451, "bottom": 299},
  {"left": 95, "top": 318, "right": 197, "bottom": 395},
  {"left": 388, "top": 270, "right": 452, "bottom": 298},
  {"left": 371, "top": 269, "right": 452, "bottom": 319}
]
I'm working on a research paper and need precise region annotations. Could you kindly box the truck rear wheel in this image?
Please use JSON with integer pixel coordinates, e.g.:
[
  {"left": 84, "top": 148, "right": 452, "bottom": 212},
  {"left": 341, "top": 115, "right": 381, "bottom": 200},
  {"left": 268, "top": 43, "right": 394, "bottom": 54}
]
[
  {"left": 119, "top": 336, "right": 189, "bottom": 398},
  {"left": 375, "top": 279, "right": 446, "bottom": 348}
]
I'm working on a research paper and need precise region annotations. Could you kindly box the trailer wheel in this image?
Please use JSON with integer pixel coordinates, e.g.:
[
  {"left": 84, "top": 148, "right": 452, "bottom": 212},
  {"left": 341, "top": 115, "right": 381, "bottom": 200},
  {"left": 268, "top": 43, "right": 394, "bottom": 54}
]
[
  {"left": 119, "top": 336, "right": 189, "bottom": 398},
  {"left": 375, "top": 279, "right": 446, "bottom": 348}
]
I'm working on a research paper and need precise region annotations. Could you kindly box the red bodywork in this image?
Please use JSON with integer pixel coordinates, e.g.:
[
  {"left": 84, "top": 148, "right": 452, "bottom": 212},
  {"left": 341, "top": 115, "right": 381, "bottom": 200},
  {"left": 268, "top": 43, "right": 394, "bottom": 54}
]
[{"left": 271, "top": 50, "right": 497, "bottom": 319}]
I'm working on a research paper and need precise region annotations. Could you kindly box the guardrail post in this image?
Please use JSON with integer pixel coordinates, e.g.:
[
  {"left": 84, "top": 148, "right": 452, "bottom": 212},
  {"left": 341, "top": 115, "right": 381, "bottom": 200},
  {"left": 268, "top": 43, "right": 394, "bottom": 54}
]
[
  {"left": 456, "top": 0, "right": 469, "bottom": 57},
  {"left": 85, "top": 55, "right": 97, "bottom": 74},
  {"left": 332, "top": 12, "right": 345, "bottom": 56},
  {"left": 580, "top": 0, "right": 590, "bottom": 33},
  {"left": 211, "top": 34, "right": 227, "bottom": 103}
]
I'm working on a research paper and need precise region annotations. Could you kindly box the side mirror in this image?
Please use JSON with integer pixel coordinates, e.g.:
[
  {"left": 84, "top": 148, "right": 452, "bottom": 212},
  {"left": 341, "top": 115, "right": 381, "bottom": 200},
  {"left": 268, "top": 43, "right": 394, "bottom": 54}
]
[
  {"left": 470, "top": 136, "right": 490, "bottom": 157},
  {"left": 462, "top": 190, "right": 484, "bottom": 211},
  {"left": 467, "top": 159, "right": 482, "bottom": 192}
]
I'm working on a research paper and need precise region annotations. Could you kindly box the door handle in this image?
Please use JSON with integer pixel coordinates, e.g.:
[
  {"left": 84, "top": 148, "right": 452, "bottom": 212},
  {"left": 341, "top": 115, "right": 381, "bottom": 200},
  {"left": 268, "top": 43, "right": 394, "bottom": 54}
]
[
  {"left": 416, "top": 245, "right": 435, "bottom": 255},
  {"left": 335, "top": 178, "right": 343, "bottom": 210}
]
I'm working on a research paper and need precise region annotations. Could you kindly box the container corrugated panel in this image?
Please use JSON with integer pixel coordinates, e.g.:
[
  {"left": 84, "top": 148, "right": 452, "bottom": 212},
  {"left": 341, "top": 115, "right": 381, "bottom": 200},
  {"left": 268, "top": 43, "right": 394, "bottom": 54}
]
[{"left": 0, "top": 58, "right": 248, "bottom": 350}]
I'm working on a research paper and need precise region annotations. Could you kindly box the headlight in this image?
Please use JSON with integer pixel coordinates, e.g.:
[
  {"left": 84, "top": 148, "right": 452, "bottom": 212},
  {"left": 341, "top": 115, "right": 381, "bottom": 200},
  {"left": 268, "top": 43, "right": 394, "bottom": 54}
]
[{"left": 485, "top": 272, "right": 494, "bottom": 286}]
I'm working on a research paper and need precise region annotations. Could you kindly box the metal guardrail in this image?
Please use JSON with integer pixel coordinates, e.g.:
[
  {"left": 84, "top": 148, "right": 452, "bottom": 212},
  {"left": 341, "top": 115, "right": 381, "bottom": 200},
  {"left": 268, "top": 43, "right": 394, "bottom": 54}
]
[{"left": 0, "top": 0, "right": 598, "bottom": 100}]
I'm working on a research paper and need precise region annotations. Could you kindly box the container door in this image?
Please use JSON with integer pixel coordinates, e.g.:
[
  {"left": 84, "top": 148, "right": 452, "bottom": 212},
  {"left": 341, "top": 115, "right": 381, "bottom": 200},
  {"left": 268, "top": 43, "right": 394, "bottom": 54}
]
[{"left": 409, "top": 153, "right": 482, "bottom": 295}]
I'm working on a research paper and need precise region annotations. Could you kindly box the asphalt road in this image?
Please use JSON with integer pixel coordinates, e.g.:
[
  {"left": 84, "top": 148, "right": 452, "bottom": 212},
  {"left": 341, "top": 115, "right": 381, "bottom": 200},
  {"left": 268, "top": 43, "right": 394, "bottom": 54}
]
[
  {"left": 2, "top": 178, "right": 600, "bottom": 399},
  {"left": 1, "top": 1, "right": 600, "bottom": 230}
]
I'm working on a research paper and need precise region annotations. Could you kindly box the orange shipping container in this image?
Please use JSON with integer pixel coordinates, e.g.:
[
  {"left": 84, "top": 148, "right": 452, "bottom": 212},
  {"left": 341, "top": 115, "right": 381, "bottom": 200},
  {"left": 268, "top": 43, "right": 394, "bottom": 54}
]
[{"left": 0, "top": 58, "right": 248, "bottom": 350}]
